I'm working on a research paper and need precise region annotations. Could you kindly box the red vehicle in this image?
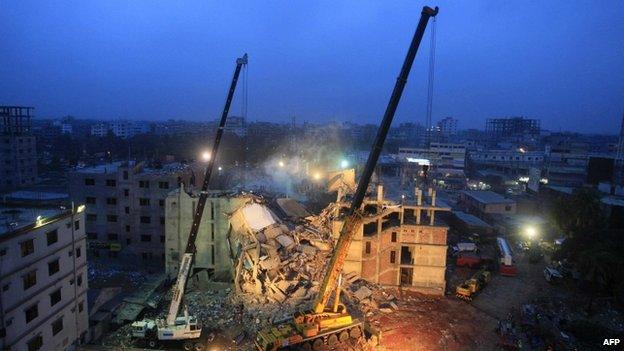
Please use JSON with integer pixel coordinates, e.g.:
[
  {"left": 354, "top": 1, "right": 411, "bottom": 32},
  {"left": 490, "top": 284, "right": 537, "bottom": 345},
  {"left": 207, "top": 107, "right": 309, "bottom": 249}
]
[{"left": 456, "top": 253, "right": 493, "bottom": 268}]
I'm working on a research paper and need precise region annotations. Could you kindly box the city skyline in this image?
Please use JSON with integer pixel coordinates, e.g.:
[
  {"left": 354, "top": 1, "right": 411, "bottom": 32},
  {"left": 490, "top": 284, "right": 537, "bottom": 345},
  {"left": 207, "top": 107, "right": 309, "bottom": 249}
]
[{"left": 1, "top": 1, "right": 623, "bottom": 133}]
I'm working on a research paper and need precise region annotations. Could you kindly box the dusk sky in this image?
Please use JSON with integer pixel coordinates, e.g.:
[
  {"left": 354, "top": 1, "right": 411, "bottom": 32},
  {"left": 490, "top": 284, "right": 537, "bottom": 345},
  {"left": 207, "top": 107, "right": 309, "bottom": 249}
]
[{"left": 1, "top": 1, "right": 623, "bottom": 133}]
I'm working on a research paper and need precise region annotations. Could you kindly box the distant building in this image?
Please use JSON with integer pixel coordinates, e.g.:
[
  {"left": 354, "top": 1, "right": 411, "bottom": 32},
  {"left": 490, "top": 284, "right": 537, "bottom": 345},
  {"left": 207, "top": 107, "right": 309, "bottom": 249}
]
[
  {"left": 436, "top": 117, "right": 458, "bottom": 136},
  {"left": 459, "top": 190, "right": 517, "bottom": 217},
  {"left": 486, "top": 117, "right": 540, "bottom": 137},
  {"left": 224, "top": 116, "right": 246, "bottom": 137},
  {"left": 0, "top": 205, "right": 89, "bottom": 350},
  {"left": 90, "top": 121, "right": 151, "bottom": 139},
  {"left": 468, "top": 148, "right": 544, "bottom": 176},
  {"left": 90, "top": 123, "right": 108, "bottom": 137},
  {"left": 69, "top": 161, "right": 201, "bottom": 262},
  {"left": 397, "top": 143, "right": 466, "bottom": 188},
  {"left": 544, "top": 145, "right": 589, "bottom": 187},
  {"left": 0, "top": 106, "right": 38, "bottom": 191}
]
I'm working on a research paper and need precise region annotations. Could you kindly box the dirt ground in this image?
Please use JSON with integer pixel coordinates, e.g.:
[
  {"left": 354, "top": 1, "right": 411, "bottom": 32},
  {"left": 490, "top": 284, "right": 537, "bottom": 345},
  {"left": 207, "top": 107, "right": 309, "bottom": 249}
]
[{"left": 363, "top": 290, "right": 500, "bottom": 351}]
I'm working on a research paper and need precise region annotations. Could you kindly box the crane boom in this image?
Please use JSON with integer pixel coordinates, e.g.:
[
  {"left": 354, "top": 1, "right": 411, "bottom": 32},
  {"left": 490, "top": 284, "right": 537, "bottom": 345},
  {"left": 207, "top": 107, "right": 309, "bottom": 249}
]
[
  {"left": 166, "top": 54, "right": 248, "bottom": 325},
  {"left": 312, "top": 6, "right": 438, "bottom": 314}
]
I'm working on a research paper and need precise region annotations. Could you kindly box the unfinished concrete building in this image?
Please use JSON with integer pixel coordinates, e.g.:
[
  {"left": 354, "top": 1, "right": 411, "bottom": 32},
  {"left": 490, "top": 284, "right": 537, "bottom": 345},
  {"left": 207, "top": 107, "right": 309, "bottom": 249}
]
[
  {"left": 331, "top": 185, "right": 450, "bottom": 295},
  {"left": 164, "top": 186, "right": 247, "bottom": 284}
]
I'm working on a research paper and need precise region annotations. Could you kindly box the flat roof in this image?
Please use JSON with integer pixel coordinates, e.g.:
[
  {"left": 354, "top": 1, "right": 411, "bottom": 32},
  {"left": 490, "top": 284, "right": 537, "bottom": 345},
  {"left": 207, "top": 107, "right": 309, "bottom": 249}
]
[
  {"left": 461, "top": 190, "right": 515, "bottom": 204},
  {"left": 0, "top": 206, "right": 64, "bottom": 236},
  {"left": 453, "top": 211, "right": 492, "bottom": 228},
  {"left": 6, "top": 190, "right": 68, "bottom": 201},
  {"left": 74, "top": 161, "right": 126, "bottom": 174}
]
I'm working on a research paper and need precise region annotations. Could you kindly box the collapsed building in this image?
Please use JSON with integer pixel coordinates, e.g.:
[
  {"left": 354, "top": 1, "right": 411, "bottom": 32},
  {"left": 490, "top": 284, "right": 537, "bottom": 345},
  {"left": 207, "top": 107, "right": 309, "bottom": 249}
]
[{"left": 164, "top": 182, "right": 449, "bottom": 299}]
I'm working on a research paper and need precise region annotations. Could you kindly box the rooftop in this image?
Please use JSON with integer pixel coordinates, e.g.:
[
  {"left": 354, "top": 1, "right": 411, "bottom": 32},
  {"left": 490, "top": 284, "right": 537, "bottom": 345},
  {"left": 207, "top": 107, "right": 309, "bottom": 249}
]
[
  {"left": 74, "top": 161, "right": 127, "bottom": 174},
  {"left": 461, "top": 190, "right": 515, "bottom": 204},
  {"left": 0, "top": 206, "right": 66, "bottom": 236},
  {"left": 453, "top": 211, "right": 493, "bottom": 228}
]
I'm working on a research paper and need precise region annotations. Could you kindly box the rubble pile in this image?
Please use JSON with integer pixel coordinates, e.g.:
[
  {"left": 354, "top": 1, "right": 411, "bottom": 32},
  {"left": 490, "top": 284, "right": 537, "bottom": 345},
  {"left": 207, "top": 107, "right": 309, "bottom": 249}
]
[{"left": 230, "top": 200, "right": 339, "bottom": 311}]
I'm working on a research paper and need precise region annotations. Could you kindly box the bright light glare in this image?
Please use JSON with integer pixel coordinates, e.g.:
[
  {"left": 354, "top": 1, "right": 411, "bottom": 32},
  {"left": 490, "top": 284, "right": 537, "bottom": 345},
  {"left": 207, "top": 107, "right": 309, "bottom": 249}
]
[
  {"left": 340, "top": 160, "right": 349, "bottom": 169},
  {"left": 218, "top": 166, "right": 223, "bottom": 171},
  {"left": 202, "top": 151, "right": 211, "bottom": 161},
  {"left": 525, "top": 226, "right": 536, "bottom": 239},
  {"left": 278, "top": 160, "right": 285, "bottom": 168},
  {"left": 313, "top": 172, "right": 322, "bottom": 180}
]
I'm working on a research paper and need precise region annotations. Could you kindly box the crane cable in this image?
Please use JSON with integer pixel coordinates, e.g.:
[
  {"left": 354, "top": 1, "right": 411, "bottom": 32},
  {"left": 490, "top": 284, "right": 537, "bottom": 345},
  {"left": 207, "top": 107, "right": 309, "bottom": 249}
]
[{"left": 425, "top": 15, "right": 437, "bottom": 147}]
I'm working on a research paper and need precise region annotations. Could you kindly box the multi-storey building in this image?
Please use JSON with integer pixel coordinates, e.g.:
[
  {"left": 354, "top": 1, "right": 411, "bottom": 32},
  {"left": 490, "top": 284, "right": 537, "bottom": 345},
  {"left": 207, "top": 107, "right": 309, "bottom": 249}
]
[
  {"left": 486, "top": 117, "right": 540, "bottom": 138},
  {"left": 436, "top": 117, "right": 458, "bottom": 136},
  {"left": 333, "top": 185, "right": 450, "bottom": 295},
  {"left": 0, "top": 205, "right": 88, "bottom": 351},
  {"left": 468, "top": 148, "right": 545, "bottom": 176},
  {"left": 224, "top": 116, "right": 246, "bottom": 137},
  {"left": 164, "top": 188, "right": 247, "bottom": 281},
  {"left": 0, "top": 106, "right": 38, "bottom": 191},
  {"left": 69, "top": 161, "right": 201, "bottom": 262},
  {"left": 90, "top": 123, "right": 108, "bottom": 137}
]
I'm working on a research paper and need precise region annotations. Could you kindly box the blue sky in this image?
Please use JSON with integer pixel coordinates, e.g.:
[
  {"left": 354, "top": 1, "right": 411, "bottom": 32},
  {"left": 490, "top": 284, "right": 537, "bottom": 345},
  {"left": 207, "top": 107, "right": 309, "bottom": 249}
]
[{"left": 1, "top": 1, "right": 623, "bottom": 133}]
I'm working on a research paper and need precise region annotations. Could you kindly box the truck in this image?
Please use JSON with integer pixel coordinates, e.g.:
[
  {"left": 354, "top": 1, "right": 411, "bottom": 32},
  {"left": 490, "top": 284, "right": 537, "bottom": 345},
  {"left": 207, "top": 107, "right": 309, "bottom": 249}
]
[
  {"left": 497, "top": 237, "right": 518, "bottom": 276},
  {"left": 455, "top": 269, "right": 491, "bottom": 301},
  {"left": 131, "top": 54, "right": 248, "bottom": 350},
  {"left": 254, "top": 6, "right": 439, "bottom": 351}
]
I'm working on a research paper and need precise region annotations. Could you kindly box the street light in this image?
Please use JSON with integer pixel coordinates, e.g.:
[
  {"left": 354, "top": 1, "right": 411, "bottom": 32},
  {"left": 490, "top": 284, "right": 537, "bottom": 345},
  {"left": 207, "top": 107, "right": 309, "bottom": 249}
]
[
  {"left": 201, "top": 151, "right": 211, "bottom": 162},
  {"left": 525, "top": 226, "right": 537, "bottom": 240},
  {"left": 340, "top": 159, "right": 349, "bottom": 169},
  {"left": 278, "top": 160, "right": 285, "bottom": 168},
  {"left": 313, "top": 172, "right": 322, "bottom": 181},
  {"left": 218, "top": 166, "right": 223, "bottom": 171}
]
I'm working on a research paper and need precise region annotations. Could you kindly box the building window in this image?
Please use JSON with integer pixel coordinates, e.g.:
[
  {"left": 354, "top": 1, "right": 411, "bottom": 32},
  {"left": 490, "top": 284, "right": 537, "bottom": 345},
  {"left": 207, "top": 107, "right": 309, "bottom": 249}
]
[
  {"left": 160, "top": 217, "right": 165, "bottom": 225},
  {"left": 107, "top": 233, "right": 119, "bottom": 241},
  {"left": 27, "top": 335, "right": 42, "bottom": 351},
  {"left": 505, "top": 205, "right": 512, "bottom": 211},
  {"left": 46, "top": 229, "right": 58, "bottom": 246},
  {"left": 390, "top": 251, "right": 396, "bottom": 264},
  {"left": 86, "top": 197, "right": 96, "bottom": 204},
  {"left": 126, "top": 238, "right": 132, "bottom": 245},
  {"left": 77, "top": 274, "right": 83, "bottom": 286},
  {"left": 51, "top": 317, "right": 63, "bottom": 335},
  {"left": 23, "top": 270, "right": 37, "bottom": 290},
  {"left": 74, "top": 220, "right": 80, "bottom": 230},
  {"left": 107, "top": 215, "right": 118, "bottom": 222},
  {"left": 50, "top": 288, "right": 61, "bottom": 306},
  {"left": 159, "top": 199, "right": 165, "bottom": 207},
  {"left": 76, "top": 247, "right": 82, "bottom": 257},
  {"left": 24, "top": 304, "right": 38, "bottom": 323},
  {"left": 124, "top": 189, "right": 129, "bottom": 197},
  {"left": 21, "top": 239, "right": 35, "bottom": 257},
  {"left": 160, "top": 235, "right": 165, "bottom": 243},
  {"left": 365, "top": 242, "right": 371, "bottom": 254},
  {"left": 139, "top": 198, "right": 150, "bottom": 206},
  {"left": 125, "top": 206, "right": 130, "bottom": 214},
  {"left": 85, "top": 178, "right": 95, "bottom": 186},
  {"left": 87, "top": 214, "right": 97, "bottom": 221},
  {"left": 141, "top": 235, "right": 151, "bottom": 242},
  {"left": 139, "top": 180, "right": 149, "bottom": 188},
  {"left": 391, "top": 232, "right": 397, "bottom": 242},
  {"left": 0, "top": 248, "right": 6, "bottom": 256},
  {"left": 48, "top": 259, "right": 60, "bottom": 276},
  {"left": 106, "top": 197, "right": 117, "bottom": 205},
  {"left": 140, "top": 216, "right": 151, "bottom": 224},
  {"left": 158, "top": 181, "right": 169, "bottom": 189},
  {"left": 106, "top": 179, "right": 116, "bottom": 187},
  {"left": 123, "top": 170, "right": 128, "bottom": 180},
  {"left": 125, "top": 225, "right": 131, "bottom": 232},
  {"left": 78, "top": 301, "right": 84, "bottom": 312},
  {"left": 87, "top": 232, "right": 97, "bottom": 240}
]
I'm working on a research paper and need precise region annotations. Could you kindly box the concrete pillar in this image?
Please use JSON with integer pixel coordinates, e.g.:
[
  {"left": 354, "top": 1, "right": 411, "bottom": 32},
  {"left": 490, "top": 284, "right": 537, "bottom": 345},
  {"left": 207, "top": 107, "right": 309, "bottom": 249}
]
[
  {"left": 431, "top": 189, "right": 437, "bottom": 207},
  {"left": 416, "top": 188, "right": 422, "bottom": 206}
]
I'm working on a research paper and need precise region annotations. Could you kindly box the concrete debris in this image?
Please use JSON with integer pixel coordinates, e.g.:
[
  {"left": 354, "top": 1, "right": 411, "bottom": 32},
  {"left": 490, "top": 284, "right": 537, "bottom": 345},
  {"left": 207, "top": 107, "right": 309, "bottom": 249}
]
[{"left": 353, "top": 286, "right": 373, "bottom": 301}]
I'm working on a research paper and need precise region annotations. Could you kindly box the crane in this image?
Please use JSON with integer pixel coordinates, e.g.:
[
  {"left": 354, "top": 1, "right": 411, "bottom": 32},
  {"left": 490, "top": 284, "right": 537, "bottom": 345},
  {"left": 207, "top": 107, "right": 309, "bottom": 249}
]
[
  {"left": 255, "top": 6, "right": 438, "bottom": 351},
  {"left": 132, "top": 53, "right": 248, "bottom": 350}
]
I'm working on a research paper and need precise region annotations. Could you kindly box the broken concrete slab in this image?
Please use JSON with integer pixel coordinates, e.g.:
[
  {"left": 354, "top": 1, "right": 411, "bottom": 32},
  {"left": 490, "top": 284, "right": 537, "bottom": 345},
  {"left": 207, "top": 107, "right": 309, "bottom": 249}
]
[{"left": 353, "top": 286, "right": 373, "bottom": 301}]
